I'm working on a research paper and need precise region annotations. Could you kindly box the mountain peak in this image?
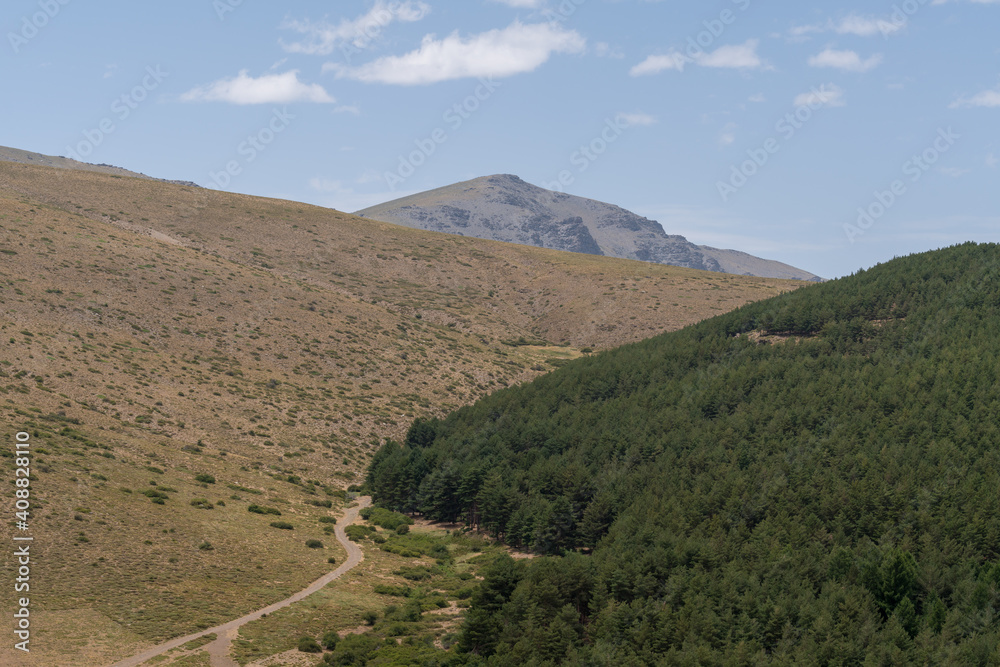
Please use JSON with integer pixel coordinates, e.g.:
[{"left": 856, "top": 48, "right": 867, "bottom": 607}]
[{"left": 357, "top": 176, "right": 821, "bottom": 281}]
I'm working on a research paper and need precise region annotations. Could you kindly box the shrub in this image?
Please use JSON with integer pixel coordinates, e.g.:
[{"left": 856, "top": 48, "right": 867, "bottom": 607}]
[
  {"left": 360, "top": 507, "right": 414, "bottom": 531},
  {"left": 321, "top": 630, "right": 340, "bottom": 650},
  {"left": 195, "top": 473, "right": 216, "bottom": 484},
  {"left": 344, "top": 525, "right": 373, "bottom": 542},
  {"left": 151, "top": 497, "right": 165, "bottom": 505},
  {"left": 362, "top": 610, "right": 378, "bottom": 626},
  {"left": 395, "top": 524, "right": 409, "bottom": 535},
  {"left": 270, "top": 521, "right": 294, "bottom": 530},
  {"left": 190, "top": 498, "right": 214, "bottom": 510},
  {"left": 306, "top": 539, "right": 324, "bottom": 549},
  {"left": 297, "top": 636, "right": 322, "bottom": 653},
  {"left": 318, "top": 516, "right": 337, "bottom": 523},
  {"left": 248, "top": 504, "right": 281, "bottom": 516},
  {"left": 327, "top": 556, "right": 337, "bottom": 564},
  {"left": 198, "top": 541, "right": 214, "bottom": 551}
]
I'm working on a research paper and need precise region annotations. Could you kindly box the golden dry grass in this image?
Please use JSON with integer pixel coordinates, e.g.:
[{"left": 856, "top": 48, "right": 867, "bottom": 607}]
[{"left": 0, "top": 161, "right": 805, "bottom": 664}]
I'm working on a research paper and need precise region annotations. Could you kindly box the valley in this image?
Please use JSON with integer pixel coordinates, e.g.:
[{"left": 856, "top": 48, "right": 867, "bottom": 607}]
[{"left": 0, "top": 157, "right": 801, "bottom": 665}]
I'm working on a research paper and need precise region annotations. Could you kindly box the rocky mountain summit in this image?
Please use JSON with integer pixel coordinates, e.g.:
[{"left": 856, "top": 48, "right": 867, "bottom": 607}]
[{"left": 357, "top": 175, "right": 821, "bottom": 281}]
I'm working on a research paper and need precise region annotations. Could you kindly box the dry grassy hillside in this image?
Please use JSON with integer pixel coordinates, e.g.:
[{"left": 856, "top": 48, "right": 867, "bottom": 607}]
[{"left": 0, "top": 161, "right": 802, "bottom": 665}]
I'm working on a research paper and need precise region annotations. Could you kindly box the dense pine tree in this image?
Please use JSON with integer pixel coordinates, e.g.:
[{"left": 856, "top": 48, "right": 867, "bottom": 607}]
[{"left": 368, "top": 243, "right": 1000, "bottom": 663}]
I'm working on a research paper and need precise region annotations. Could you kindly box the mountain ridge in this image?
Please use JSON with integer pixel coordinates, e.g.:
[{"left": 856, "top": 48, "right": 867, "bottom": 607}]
[
  {"left": 0, "top": 155, "right": 804, "bottom": 665},
  {"left": 357, "top": 174, "right": 822, "bottom": 281},
  {"left": 0, "top": 144, "right": 200, "bottom": 187}
]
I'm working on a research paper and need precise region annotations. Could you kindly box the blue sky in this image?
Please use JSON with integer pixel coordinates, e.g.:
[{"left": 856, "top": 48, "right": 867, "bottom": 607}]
[{"left": 3, "top": 0, "right": 998, "bottom": 279}]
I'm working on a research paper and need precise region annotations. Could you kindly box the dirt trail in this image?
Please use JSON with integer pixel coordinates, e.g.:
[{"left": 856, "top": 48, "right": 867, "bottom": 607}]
[{"left": 107, "top": 496, "right": 371, "bottom": 667}]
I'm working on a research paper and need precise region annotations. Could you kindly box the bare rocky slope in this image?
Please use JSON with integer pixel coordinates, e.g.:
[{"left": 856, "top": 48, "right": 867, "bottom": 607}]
[{"left": 357, "top": 174, "right": 822, "bottom": 281}]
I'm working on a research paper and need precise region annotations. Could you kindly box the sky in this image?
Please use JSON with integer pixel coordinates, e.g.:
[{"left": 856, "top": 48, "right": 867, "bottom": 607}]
[{"left": 3, "top": 0, "right": 998, "bottom": 279}]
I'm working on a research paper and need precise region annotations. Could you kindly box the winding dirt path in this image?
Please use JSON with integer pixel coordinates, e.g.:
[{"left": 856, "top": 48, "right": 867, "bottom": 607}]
[{"left": 108, "top": 496, "right": 371, "bottom": 667}]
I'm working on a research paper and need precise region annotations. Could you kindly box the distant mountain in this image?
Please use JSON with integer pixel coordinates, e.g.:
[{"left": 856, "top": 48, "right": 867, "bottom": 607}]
[
  {"left": 0, "top": 145, "right": 200, "bottom": 187},
  {"left": 0, "top": 154, "right": 805, "bottom": 664},
  {"left": 357, "top": 174, "right": 822, "bottom": 281}
]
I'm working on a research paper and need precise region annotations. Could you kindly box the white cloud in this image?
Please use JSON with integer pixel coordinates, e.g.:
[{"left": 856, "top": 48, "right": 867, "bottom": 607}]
[
  {"left": 490, "top": 0, "right": 545, "bottom": 6},
  {"left": 629, "top": 53, "right": 686, "bottom": 76},
  {"left": 616, "top": 112, "right": 657, "bottom": 127},
  {"left": 699, "top": 40, "right": 763, "bottom": 68},
  {"left": 595, "top": 42, "right": 624, "bottom": 59},
  {"left": 808, "top": 49, "right": 882, "bottom": 72},
  {"left": 835, "top": 14, "right": 902, "bottom": 36},
  {"left": 748, "top": 93, "right": 766, "bottom": 103},
  {"left": 281, "top": 1, "right": 430, "bottom": 56},
  {"left": 325, "top": 21, "right": 585, "bottom": 85},
  {"left": 987, "top": 153, "right": 998, "bottom": 168},
  {"left": 791, "top": 14, "right": 903, "bottom": 39},
  {"left": 950, "top": 88, "right": 1000, "bottom": 108},
  {"left": 181, "top": 70, "right": 335, "bottom": 105},
  {"left": 334, "top": 105, "right": 361, "bottom": 115},
  {"left": 718, "top": 122, "right": 737, "bottom": 147},
  {"left": 630, "top": 40, "right": 764, "bottom": 76},
  {"left": 793, "top": 83, "right": 845, "bottom": 107}
]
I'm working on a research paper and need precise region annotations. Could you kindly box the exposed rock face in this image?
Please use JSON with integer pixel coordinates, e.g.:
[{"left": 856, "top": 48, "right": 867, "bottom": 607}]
[{"left": 357, "top": 175, "right": 821, "bottom": 281}]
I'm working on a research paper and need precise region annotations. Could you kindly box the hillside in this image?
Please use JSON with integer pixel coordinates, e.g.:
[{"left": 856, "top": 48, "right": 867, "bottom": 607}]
[
  {"left": 357, "top": 174, "right": 822, "bottom": 281},
  {"left": 368, "top": 243, "right": 1000, "bottom": 664},
  {"left": 0, "top": 157, "right": 801, "bottom": 665},
  {"left": 0, "top": 145, "right": 199, "bottom": 187}
]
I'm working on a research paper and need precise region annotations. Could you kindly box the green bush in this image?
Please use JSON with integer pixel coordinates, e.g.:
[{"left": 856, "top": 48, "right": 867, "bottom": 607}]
[
  {"left": 395, "top": 524, "right": 410, "bottom": 535},
  {"left": 269, "top": 521, "right": 294, "bottom": 530},
  {"left": 194, "top": 473, "right": 216, "bottom": 484},
  {"left": 321, "top": 630, "right": 340, "bottom": 650},
  {"left": 247, "top": 504, "right": 281, "bottom": 516},
  {"left": 362, "top": 610, "right": 378, "bottom": 626},
  {"left": 319, "top": 516, "right": 337, "bottom": 523},
  {"left": 190, "top": 498, "right": 214, "bottom": 510},
  {"left": 297, "top": 636, "right": 322, "bottom": 653},
  {"left": 198, "top": 541, "right": 214, "bottom": 551},
  {"left": 344, "top": 525, "right": 374, "bottom": 542},
  {"left": 306, "top": 539, "right": 324, "bottom": 549},
  {"left": 360, "top": 507, "right": 414, "bottom": 531}
]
